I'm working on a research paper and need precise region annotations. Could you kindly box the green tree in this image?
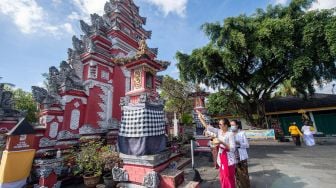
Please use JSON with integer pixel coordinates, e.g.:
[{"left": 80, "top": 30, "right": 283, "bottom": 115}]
[
  {"left": 176, "top": 0, "right": 336, "bottom": 127},
  {"left": 274, "top": 79, "right": 298, "bottom": 97},
  {"left": 5, "top": 86, "right": 38, "bottom": 123},
  {"left": 160, "top": 75, "right": 194, "bottom": 120},
  {"left": 181, "top": 113, "right": 193, "bottom": 125},
  {"left": 206, "top": 89, "right": 242, "bottom": 116}
]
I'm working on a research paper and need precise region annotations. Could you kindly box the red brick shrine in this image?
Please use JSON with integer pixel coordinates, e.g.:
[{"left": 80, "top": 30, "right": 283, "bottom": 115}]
[{"left": 0, "top": 0, "right": 199, "bottom": 187}]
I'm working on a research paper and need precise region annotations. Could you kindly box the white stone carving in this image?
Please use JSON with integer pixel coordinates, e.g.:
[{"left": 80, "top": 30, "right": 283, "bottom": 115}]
[
  {"left": 110, "top": 37, "right": 137, "bottom": 53},
  {"left": 70, "top": 109, "right": 80, "bottom": 130},
  {"left": 46, "top": 115, "right": 55, "bottom": 123},
  {"left": 57, "top": 130, "right": 79, "bottom": 140},
  {"left": 101, "top": 70, "right": 109, "bottom": 80},
  {"left": 56, "top": 140, "right": 79, "bottom": 146},
  {"left": 121, "top": 67, "right": 131, "bottom": 92},
  {"left": 60, "top": 96, "right": 87, "bottom": 108},
  {"left": 88, "top": 63, "right": 98, "bottom": 79},
  {"left": 79, "top": 124, "right": 96, "bottom": 135},
  {"left": 84, "top": 80, "right": 113, "bottom": 128},
  {"left": 74, "top": 102, "right": 80, "bottom": 108},
  {"left": 79, "top": 124, "right": 105, "bottom": 135},
  {"left": 49, "top": 122, "right": 59, "bottom": 138},
  {"left": 57, "top": 116, "right": 63, "bottom": 122},
  {"left": 39, "top": 137, "right": 56, "bottom": 148}
]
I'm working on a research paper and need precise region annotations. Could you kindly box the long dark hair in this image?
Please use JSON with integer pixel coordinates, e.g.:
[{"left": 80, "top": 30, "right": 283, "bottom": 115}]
[{"left": 220, "top": 118, "right": 230, "bottom": 127}]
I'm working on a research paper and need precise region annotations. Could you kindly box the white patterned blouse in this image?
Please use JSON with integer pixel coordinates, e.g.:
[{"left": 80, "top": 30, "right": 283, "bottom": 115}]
[
  {"left": 206, "top": 126, "right": 237, "bottom": 166},
  {"left": 234, "top": 130, "right": 249, "bottom": 161}
]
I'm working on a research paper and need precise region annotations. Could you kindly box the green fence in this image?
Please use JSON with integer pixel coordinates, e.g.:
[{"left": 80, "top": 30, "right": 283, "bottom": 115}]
[
  {"left": 313, "top": 112, "right": 336, "bottom": 136},
  {"left": 278, "top": 114, "right": 303, "bottom": 136}
]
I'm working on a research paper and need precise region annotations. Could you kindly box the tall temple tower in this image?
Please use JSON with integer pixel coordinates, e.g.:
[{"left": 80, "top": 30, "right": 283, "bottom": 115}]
[
  {"left": 31, "top": 0, "right": 162, "bottom": 151},
  {"left": 29, "top": 1, "right": 171, "bottom": 186}
]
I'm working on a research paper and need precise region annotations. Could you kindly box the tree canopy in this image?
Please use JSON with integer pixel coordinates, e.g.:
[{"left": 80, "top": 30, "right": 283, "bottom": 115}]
[
  {"left": 176, "top": 0, "right": 336, "bottom": 127},
  {"left": 159, "top": 75, "right": 194, "bottom": 120},
  {"left": 206, "top": 89, "right": 241, "bottom": 116},
  {"left": 5, "top": 86, "right": 38, "bottom": 123}
]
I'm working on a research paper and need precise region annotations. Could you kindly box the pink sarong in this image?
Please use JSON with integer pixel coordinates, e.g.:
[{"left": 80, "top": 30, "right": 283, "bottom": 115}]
[{"left": 219, "top": 148, "right": 236, "bottom": 188}]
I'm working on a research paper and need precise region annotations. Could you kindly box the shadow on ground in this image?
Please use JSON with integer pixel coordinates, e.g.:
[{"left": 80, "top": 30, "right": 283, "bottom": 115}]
[
  {"left": 249, "top": 144, "right": 300, "bottom": 159},
  {"left": 250, "top": 169, "right": 306, "bottom": 188}
]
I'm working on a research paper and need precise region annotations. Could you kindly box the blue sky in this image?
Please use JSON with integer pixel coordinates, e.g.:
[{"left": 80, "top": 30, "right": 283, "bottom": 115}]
[{"left": 0, "top": 0, "right": 335, "bottom": 93}]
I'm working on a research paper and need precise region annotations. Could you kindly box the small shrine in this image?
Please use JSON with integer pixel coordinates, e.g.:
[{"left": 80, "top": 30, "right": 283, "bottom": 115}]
[
  {"left": 0, "top": 118, "right": 36, "bottom": 188},
  {"left": 190, "top": 90, "right": 212, "bottom": 152}
]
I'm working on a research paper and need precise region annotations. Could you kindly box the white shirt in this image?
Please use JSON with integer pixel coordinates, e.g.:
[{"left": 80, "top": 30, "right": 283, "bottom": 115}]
[
  {"left": 206, "top": 126, "right": 237, "bottom": 166},
  {"left": 301, "top": 125, "right": 314, "bottom": 135},
  {"left": 234, "top": 130, "right": 249, "bottom": 161}
]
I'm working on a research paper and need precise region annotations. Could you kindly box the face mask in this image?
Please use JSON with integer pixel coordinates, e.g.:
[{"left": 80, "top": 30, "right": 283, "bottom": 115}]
[{"left": 231, "top": 126, "right": 238, "bottom": 132}]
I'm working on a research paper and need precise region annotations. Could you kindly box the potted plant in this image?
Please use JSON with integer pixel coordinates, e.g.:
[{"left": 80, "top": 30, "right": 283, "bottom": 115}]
[
  {"left": 74, "top": 140, "right": 104, "bottom": 188},
  {"left": 100, "top": 146, "right": 122, "bottom": 188}
]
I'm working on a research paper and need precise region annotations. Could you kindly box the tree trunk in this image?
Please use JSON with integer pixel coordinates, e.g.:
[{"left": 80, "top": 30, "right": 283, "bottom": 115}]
[{"left": 240, "top": 100, "right": 267, "bottom": 128}]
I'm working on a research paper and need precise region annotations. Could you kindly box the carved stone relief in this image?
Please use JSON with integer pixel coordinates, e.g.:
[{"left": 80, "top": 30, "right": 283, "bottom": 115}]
[
  {"left": 143, "top": 171, "right": 160, "bottom": 188},
  {"left": 112, "top": 166, "right": 129, "bottom": 182},
  {"left": 133, "top": 69, "right": 142, "bottom": 89},
  {"left": 49, "top": 122, "right": 58, "bottom": 138},
  {"left": 70, "top": 109, "right": 80, "bottom": 130}
]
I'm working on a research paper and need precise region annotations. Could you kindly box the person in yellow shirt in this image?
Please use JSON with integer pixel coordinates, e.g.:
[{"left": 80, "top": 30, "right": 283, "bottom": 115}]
[{"left": 288, "top": 122, "right": 303, "bottom": 146}]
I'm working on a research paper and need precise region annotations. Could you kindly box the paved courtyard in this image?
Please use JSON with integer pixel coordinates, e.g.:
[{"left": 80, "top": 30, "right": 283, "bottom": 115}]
[{"left": 190, "top": 139, "right": 336, "bottom": 188}]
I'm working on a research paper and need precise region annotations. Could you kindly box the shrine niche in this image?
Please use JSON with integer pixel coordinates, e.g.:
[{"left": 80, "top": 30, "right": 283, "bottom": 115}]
[{"left": 133, "top": 68, "right": 142, "bottom": 89}]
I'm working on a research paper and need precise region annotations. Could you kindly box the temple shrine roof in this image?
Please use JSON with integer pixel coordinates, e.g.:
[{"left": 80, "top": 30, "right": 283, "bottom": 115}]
[{"left": 6, "top": 118, "right": 35, "bottom": 136}]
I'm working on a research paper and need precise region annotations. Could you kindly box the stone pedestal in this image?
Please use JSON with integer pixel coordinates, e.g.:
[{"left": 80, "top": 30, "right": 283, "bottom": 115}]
[
  {"left": 38, "top": 172, "right": 58, "bottom": 188},
  {"left": 194, "top": 136, "right": 211, "bottom": 152},
  {"left": 34, "top": 158, "right": 63, "bottom": 188},
  {"left": 115, "top": 151, "right": 185, "bottom": 188}
]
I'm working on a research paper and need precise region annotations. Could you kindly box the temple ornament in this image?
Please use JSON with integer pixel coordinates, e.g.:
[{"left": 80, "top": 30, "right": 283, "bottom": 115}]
[{"left": 143, "top": 171, "right": 160, "bottom": 188}]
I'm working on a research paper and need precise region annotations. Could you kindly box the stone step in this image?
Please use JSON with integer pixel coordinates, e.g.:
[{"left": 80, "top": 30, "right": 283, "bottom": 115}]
[
  {"left": 176, "top": 157, "right": 191, "bottom": 170},
  {"left": 160, "top": 169, "right": 184, "bottom": 188},
  {"left": 116, "top": 183, "right": 146, "bottom": 188},
  {"left": 177, "top": 181, "right": 201, "bottom": 188}
]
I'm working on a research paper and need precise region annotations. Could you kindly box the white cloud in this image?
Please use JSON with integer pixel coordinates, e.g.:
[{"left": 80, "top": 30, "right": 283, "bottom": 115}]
[
  {"left": 71, "top": 0, "right": 106, "bottom": 22},
  {"left": 69, "top": 0, "right": 188, "bottom": 24},
  {"left": 143, "top": 0, "right": 188, "bottom": 17},
  {"left": 274, "top": 0, "right": 288, "bottom": 5},
  {"left": 310, "top": 0, "right": 336, "bottom": 10},
  {"left": 0, "top": 0, "right": 74, "bottom": 36},
  {"left": 68, "top": 11, "right": 81, "bottom": 20}
]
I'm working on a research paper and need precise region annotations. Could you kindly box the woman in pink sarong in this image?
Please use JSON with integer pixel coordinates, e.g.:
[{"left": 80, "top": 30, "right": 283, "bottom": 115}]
[{"left": 197, "top": 111, "right": 236, "bottom": 188}]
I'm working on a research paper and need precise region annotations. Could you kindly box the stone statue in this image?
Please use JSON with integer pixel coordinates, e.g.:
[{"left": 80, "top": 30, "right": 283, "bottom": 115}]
[
  {"left": 112, "top": 166, "right": 129, "bottom": 181},
  {"left": 136, "top": 38, "right": 148, "bottom": 58},
  {"left": 104, "top": 1, "right": 113, "bottom": 13},
  {"left": 143, "top": 171, "right": 160, "bottom": 188},
  {"left": 119, "top": 96, "right": 130, "bottom": 107},
  {"left": 0, "top": 88, "right": 13, "bottom": 109},
  {"left": 48, "top": 66, "right": 60, "bottom": 95},
  {"left": 67, "top": 48, "right": 83, "bottom": 81},
  {"left": 82, "top": 36, "right": 97, "bottom": 53},
  {"left": 103, "top": 14, "right": 113, "bottom": 28},
  {"left": 72, "top": 36, "right": 84, "bottom": 54},
  {"left": 59, "top": 61, "right": 83, "bottom": 90},
  {"left": 0, "top": 80, "right": 15, "bottom": 110},
  {"left": 31, "top": 86, "right": 48, "bottom": 104},
  {"left": 91, "top": 13, "right": 105, "bottom": 32},
  {"left": 31, "top": 86, "right": 59, "bottom": 107},
  {"left": 80, "top": 20, "right": 92, "bottom": 35},
  {"left": 139, "top": 93, "right": 148, "bottom": 103}
]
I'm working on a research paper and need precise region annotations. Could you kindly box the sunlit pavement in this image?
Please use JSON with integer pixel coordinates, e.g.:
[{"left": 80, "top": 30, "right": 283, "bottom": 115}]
[{"left": 190, "top": 138, "right": 336, "bottom": 188}]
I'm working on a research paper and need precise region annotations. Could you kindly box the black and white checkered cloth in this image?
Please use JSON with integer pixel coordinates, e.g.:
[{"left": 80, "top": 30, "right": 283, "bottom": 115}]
[
  {"left": 119, "top": 106, "right": 166, "bottom": 137},
  {"left": 193, "top": 111, "right": 211, "bottom": 128}
]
